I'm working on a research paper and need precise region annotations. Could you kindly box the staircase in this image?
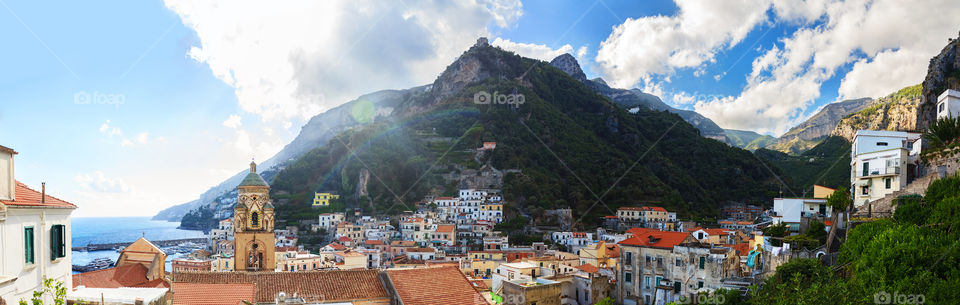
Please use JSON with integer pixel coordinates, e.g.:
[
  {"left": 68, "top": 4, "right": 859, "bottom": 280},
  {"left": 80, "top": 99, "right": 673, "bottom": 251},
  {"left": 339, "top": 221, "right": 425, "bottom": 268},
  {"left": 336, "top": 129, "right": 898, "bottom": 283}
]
[{"left": 853, "top": 175, "right": 935, "bottom": 217}]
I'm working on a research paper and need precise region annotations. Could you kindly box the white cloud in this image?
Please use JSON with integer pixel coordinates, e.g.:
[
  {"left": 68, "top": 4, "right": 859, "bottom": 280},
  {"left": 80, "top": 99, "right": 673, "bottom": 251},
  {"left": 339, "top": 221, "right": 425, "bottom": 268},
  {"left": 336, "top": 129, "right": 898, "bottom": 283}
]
[
  {"left": 74, "top": 171, "right": 132, "bottom": 193},
  {"left": 492, "top": 37, "right": 577, "bottom": 61},
  {"left": 575, "top": 46, "right": 588, "bottom": 59},
  {"left": 99, "top": 120, "right": 121, "bottom": 137},
  {"left": 165, "top": 0, "right": 523, "bottom": 122},
  {"left": 595, "top": 0, "right": 771, "bottom": 89},
  {"left": 693, "top": 0, "right": 960, "bottom": 135},
  {"left": 222, "top": 114, "right": 242, "bottom": 129}
]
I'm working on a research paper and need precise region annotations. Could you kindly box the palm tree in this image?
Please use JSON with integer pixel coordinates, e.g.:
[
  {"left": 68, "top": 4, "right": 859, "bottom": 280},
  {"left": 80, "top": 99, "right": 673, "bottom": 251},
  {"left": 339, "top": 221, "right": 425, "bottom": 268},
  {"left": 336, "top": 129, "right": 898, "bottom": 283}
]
[
  {"left": 924, "top": 116, "right": 960, "bottom": 149},
  {"left": 824, "top": 187, "right": 851, "bottom": 252}
]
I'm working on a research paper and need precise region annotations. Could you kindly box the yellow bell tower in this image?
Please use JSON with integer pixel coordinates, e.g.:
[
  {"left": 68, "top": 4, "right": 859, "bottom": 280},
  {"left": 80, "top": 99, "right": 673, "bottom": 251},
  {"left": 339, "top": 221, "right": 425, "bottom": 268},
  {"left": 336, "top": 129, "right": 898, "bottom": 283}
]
[{"left": 233, "top": 161, "right": 276, "bottom": 271}]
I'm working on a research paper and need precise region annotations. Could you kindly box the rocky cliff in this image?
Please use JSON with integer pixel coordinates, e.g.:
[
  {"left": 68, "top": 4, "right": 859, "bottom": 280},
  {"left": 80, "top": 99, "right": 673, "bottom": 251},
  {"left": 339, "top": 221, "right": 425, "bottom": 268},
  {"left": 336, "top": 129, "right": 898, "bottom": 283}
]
[
  {"left": 832, "top": 85, "right": 921, "bottom": 141},
  {"left": 770, "top": 98, "right": 876, "bottom": 154},
  {"left": 918, "top": 32, "right": 960, "bottom": 130}
]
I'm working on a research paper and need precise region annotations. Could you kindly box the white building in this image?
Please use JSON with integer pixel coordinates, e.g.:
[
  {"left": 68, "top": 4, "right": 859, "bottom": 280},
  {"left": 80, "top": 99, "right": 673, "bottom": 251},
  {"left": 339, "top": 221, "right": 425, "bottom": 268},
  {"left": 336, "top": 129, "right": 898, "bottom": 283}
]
[
  {"left": 850, "top": 130, "right": 922, "bottom": 206},
  {"left": 210, "top": 218, "right": 234, "bottom": 240},
  {"left": 316, "top": 213, "right": 345, "bottom": 232},
  {"left": 937, "top": 89, "right": 960, "bottom": 120},
  {"left": 0, "top": 145, "right": 78, "bottom": 303},
  {"left": 551, "top": 232, "right": 594, "bottom": 253},
  {"left": 772, "top": 198, "right": 831, "bottom": 233}
]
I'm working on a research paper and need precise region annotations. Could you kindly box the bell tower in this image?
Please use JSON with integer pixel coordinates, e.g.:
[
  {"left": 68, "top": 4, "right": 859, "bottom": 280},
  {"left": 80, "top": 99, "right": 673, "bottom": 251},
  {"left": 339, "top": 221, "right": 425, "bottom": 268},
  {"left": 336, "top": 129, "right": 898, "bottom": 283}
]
[{"left": 234, "top": 161, "right": 276, "bottom": 271}]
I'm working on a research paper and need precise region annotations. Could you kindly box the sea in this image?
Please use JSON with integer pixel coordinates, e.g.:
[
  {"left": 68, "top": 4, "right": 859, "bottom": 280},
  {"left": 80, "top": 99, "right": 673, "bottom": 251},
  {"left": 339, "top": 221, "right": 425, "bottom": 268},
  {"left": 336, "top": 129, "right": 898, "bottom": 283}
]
[{"left": 71, "top": 217, "right": 207, "bottom": 273}]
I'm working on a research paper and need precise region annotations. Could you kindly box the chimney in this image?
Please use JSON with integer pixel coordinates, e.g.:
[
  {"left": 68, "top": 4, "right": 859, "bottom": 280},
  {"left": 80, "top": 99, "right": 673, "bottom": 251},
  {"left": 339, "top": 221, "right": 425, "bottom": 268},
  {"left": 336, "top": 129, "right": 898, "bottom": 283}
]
[{"left": 41, "top": 182, "right": 46, "bottom": 203}]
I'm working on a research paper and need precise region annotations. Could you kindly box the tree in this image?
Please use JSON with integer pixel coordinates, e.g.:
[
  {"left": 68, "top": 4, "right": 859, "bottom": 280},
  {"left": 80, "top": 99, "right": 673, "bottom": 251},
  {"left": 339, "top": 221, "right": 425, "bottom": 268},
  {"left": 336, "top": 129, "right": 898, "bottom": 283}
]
[
  {"left": 19, "top": 278, "right": 66, "bottom": 305},
  {"left": 924, "top": 116, "right": 960, "bottom": 149},
  {"left": 595, "top": 297, "right": 615, "bottom": 305},
  {"left": 824, "top": 187, "right": 851, "bottom": 252},
  {"left": 762, "top": 223, "right": 788, "bottom": 247}
]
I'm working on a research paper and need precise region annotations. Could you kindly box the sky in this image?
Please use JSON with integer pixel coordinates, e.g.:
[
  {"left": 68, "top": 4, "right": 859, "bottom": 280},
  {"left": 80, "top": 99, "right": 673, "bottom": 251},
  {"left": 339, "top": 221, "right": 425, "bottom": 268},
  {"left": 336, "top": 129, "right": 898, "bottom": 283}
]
[{"left": 1, "top": 0, "right": 959, "bottom": 217}]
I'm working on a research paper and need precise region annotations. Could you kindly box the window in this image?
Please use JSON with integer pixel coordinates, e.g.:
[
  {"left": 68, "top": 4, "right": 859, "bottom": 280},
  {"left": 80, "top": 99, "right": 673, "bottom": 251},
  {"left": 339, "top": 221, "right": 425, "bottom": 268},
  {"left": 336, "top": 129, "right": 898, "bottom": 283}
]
[
  {"left": 645, "top": 276, "right": 651, "bottom": 289},
  {"left": 877, "top": 142, "right": 888, "bottom": 146},
  {"left": 624, "top": 272, "right": 632, "bottom": 283},
  {"left": 674, "top": 281, "right": 681, "bottom": 293},
  {"left": 625, "top": 252, "right": 632, "bottom": 265},
  {"left": 940, "top": 102, "right": 945, "bottom": 113},
  {"left": 862, "top": 162, "right": 870, "bottom": 176},
  {"left": 24, "top": 227, "right": 35, "bottom": 264},
  {"left": 50, "top": 224, "right": 66, "bottom": 260},
  {"left": 675, "top": 257, "right": 681, "bottom": 266},
  {"left": 886, "top": 178, "right": 892, "bottom": 189},
  {"left": 699, "top": 257, "right": 705, "bottom": 269},
  {"left": 862, "top": 186, "right": 869, "bottom": 195},
  {"left": 698, "top": 281, "right": 704, "bottom": 289},
  {"left": 250, "top": 211, "right": 260, "bottom": 228}
]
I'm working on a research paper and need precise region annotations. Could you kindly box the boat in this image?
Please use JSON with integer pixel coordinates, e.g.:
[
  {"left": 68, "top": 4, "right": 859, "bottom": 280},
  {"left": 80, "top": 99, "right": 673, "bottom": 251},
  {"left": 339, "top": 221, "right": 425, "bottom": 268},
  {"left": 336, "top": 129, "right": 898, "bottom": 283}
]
[{"left": 72, "top": 257, "right": 115, "bottom": 273}]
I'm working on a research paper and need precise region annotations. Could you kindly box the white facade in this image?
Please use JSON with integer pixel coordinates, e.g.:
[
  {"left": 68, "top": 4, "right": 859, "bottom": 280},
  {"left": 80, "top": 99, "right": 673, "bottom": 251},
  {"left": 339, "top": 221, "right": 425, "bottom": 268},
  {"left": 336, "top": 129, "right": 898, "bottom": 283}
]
[
  {"left": 317, "top": 213, "right": 345, "bottom": 231},
  {"left": 850, "top": 130, "right": 922, "bottom": 207},
  {"left": 772, "top": 198, "right": 830, "bottom": 232},
  {"left": 0, "top": 147, "right": 76, "bottom": 303},
  {"left": 937, "top": 89, "right": 960, "bottom": 120}
]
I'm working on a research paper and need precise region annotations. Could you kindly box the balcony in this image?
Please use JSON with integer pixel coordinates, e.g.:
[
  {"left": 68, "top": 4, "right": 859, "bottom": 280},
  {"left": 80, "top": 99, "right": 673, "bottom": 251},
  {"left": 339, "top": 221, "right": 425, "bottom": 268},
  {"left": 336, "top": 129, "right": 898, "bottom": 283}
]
[{"left": 859, "top": 166, "right": 900, "bottom": 178}]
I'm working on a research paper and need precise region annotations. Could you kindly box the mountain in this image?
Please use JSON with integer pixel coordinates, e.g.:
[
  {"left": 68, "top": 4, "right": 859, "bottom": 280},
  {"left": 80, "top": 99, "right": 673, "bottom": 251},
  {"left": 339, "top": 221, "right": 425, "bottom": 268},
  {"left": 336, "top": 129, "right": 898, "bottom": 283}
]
[
  {"left": 918, "top": 32, "right": 960, "bottom": 129},
  {"left": 832, "top": 84, "right": 921, "bottom": 140},
  {"left": 265, "top": 40, "right": 782, "bottom": 230},
  {"left": 768, "top": 97, "right": 876, "bottom": 155},
  {"left": 152, "top": 87, "right": 415, "bottom": 222},
  {"left": 755, "top": 136, "right": 852, "bottom": 193},
  {"left": 724, "top": 129, "right": 776, "bottom": 151},
  {"left": 548, "top": 54, "right": 728, "bottom": 141}
]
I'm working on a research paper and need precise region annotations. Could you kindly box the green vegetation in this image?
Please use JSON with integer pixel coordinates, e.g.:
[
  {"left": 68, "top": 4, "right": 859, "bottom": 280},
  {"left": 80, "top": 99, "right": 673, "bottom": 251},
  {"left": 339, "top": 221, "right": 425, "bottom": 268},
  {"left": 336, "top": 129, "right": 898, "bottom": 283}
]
[
  {"left": 19, "top": 278, "right": 67, "bottom": 305},
  {"left": 268, "top": 44, "right": 781, "bottom": 229},
  {"left": 752, "top": 175, "right": 960, "bottom": 304},
  {"left": 725, "top": 129, "right": 776, "bottom": 151},
  {"left": 924, "top": 116, "right": 960, "bottom": 150},
  {"left": 755, "top": 136, "right": 851, "bottom": 192}
]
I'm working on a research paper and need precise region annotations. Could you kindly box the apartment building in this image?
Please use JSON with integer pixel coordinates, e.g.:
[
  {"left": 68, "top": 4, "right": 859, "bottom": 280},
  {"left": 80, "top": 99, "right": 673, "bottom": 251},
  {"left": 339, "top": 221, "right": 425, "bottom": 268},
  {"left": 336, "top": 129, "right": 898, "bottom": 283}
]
[{"left": 850, "top": 130, "right": 922, "bottom": 206}]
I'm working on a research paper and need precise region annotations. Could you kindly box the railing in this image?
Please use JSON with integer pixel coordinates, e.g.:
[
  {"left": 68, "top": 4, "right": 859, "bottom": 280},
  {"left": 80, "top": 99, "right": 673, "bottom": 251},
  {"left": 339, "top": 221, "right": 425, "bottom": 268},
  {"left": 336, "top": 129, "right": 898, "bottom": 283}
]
[{"left": 860, "top": 166, "right": 900, "bottom": 177}]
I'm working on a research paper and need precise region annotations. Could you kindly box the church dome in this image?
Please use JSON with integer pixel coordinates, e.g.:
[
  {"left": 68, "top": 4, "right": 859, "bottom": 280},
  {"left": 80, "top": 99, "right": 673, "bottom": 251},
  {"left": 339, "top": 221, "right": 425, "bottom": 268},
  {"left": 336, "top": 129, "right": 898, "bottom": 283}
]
[{"left": 239, "top": 161, "right": 269, "bottom": 187}]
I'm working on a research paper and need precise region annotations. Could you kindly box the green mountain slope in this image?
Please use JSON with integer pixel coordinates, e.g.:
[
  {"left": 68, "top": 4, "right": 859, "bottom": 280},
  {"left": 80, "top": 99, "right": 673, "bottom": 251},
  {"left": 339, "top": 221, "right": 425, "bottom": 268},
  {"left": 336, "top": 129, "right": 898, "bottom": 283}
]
[
  {"left": 724, "top": 129, "right": 776, "bottom": 151},
  {"left": 268, "top": 42, "right": 782, "bottom": 228},
  {"left": 755, "top": 136, "right": 851, "bottom": 193}
]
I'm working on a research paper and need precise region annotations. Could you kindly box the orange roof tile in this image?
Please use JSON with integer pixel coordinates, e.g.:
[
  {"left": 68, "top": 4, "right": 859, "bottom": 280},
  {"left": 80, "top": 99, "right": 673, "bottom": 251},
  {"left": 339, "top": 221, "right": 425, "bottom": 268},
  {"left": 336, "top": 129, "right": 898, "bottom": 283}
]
[
  {"left": 1, "top": 181, "right": 77, "bottom": 208},
  {"left": 626, "top": 228, "right": 656, "bottom": 236},
  {"left": 435, "top": 224, "right": 455, "bottom": 233},
  {"left": 173, "top": 270, "right": 388, "bottom": 303},
  {"left": 618, "top": 230, "right": 691, "bottom": 249},
  {"left": 365, "top": 240, "right": 384, "bottom": 245},
  {"left": 724, "top": 243, "right": 752, "bottom": 256},
  {"left": 172, "top": 283, "right": 255, "bottom": 305},
  {"left": 435, "top": 197, "right": 455, "bottom": 200},
  {"left": 605, "top": 244, "right": 621, "bottom": 258},
  {"left": 386, "top": 267, "right": 484, "bottom": 305},
  {"left": 72, "top": 264, "right": 151, "bottom": 288},
  {"left": 576, "top": 264, "right": 599, "bottom": 273}
]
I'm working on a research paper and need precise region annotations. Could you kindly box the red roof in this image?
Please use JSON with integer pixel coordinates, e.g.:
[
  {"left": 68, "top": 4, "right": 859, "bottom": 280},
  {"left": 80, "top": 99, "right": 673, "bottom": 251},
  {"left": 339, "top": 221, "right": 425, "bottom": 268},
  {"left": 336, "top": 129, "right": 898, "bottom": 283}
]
[
  {"left": 386, "top": 267, "right": 484, "bottom": 305},
  {"left": 172, "top": 283, "right": 255, "bottom": 305},
  {"left": 619, "top": 206, "right": 667, "bottom": 212},
  {"left": 435, "top": 224, "right": 455, "bottom": 233},
  {"left": 326, "top": 242, "right": 346, "bottom": 250},
  {"left": 824, "top": 220, "right": 834, "bottom": 226},
  {"left": 618, "top": 230, "right": 691, "bottom": 249},
  {"left": 436, "top": 197, "right": 455, "bottom": 200},
  {"left": 576, "top": 263, "right": 600, "bottom": 273},
  {"left": 626, "top": 228, "right": 656, "bottom": 236},
  {"left": 605, "top": 244, "right": 621, "bottom": 258},
  {"left": 338, "top": 236, "right": 353, "bottom": 242},
  {"left": 365, "top": 240, "right": 384, "bottom": 245},
  {"left": 604, "top": 215, "right": 618, "bottom": 219},
  {"left": 72, "top": 264, "right": 156, "bottom": 288},
  {"left": 1, "top": 181, "right": 77, "bottom": 208},
  {"left": 725, "top": 243, "right": 752, "bottom": 256},
  {"left": 172, "top": 270, "right": 388, "bottom": 303}
]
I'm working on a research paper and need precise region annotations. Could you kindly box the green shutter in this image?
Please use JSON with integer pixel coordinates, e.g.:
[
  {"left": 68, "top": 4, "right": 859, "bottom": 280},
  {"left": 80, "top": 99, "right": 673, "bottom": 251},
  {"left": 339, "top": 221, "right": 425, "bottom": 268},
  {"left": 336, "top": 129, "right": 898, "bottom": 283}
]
[
  {"left": 674, "top": 281, "right": 681, "bottom": 293},
  {"left": 699, "top": 256, "right": 705, "bottom": 269},
  {"left": 25, "top": 227, "right": 34, "bottom": 264},
  {"left": 51, "top": 224, "right": 65, "bottom": 259}
]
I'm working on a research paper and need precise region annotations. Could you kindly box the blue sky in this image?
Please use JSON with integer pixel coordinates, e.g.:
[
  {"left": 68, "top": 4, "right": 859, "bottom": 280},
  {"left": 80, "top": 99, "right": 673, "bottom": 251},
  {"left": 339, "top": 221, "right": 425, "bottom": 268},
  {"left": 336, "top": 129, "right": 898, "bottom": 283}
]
[{"left": 1, "top": 0, "right": 958, "bottom": 216}]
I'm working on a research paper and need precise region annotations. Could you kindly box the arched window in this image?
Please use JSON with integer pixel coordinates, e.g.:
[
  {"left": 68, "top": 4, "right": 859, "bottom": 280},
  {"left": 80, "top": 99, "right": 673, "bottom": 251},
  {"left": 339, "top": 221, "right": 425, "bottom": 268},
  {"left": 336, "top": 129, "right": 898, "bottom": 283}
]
[{"left": 251, "top": 211, "right": 260, "bottom": 228}]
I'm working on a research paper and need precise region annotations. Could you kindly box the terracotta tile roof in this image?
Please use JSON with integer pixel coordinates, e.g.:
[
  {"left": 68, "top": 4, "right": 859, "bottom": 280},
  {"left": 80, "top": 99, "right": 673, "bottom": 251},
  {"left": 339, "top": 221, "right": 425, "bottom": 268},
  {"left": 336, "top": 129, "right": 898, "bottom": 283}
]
[
  {"left": 618, "top": 230, "right": 692, "bottom": 249},
  {"left": 172, "top": 270, "right": 388, "bottom": 303},
  {"left": 172, "top": 283, "right": 255, "bottom": 305},
  {"left": 605, "top": 244, "right": 621, "bottom": 258},
  {"left": 435, "top": 224, "right": 455, "bottom": 233},
  {"left": 618, "top": 206, "right": 667, "bottom": 212},
  {"left": 576, "top": 263, "right": 599, "bottom": 273},
  {"left": 1, "top": 181, "right": 77, "bottom": 208},
  {"left": 724, "top": 243, "right": 752, "bottom": 256},
  {"left": 386, "top": 266, "right": 485, "bottom": 305},
  {"left": 338, "top": 236, "right": 353, "bottom": 242},
  {"left": 406, "top": 247, "right": 436, "bottom": 253},
  {"left": 435, "top": 196, "right": 455, "bottom": 200},
  {"left": 326, "top": 242, "right": 346, "bottom": 250},
  {"left": 0, "top": 145, "right": 17, "bottom": 155},
  {"left": 391, "top": 240, "right": 416, "bottom": 247},
  {"left": 365, "top": 240, "right": 384, "bottom": 245},
  {"left": 72, "top": 264, "right": 151, "bottom": 288},
  {"left": 626, "top": 228, "right": 656, "bottom": 236}
]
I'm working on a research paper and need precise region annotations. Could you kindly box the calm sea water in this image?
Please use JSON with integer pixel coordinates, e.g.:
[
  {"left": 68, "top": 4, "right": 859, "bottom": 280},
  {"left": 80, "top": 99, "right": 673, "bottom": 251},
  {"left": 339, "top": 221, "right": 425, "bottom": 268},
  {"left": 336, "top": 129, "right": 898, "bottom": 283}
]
[{"left": 71, "top": 217, "right": 207, "bottom": 272}]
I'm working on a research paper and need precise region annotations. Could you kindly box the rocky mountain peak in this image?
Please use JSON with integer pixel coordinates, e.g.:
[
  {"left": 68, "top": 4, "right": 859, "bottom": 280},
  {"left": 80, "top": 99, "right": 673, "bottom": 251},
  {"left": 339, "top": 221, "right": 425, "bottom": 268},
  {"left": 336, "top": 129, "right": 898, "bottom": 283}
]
[
  {"left": 549, "top": 53, "right": 587, "bottom": 82},
  {"left": 918, "top": 31, "right": 960, "bottom": 129}
]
